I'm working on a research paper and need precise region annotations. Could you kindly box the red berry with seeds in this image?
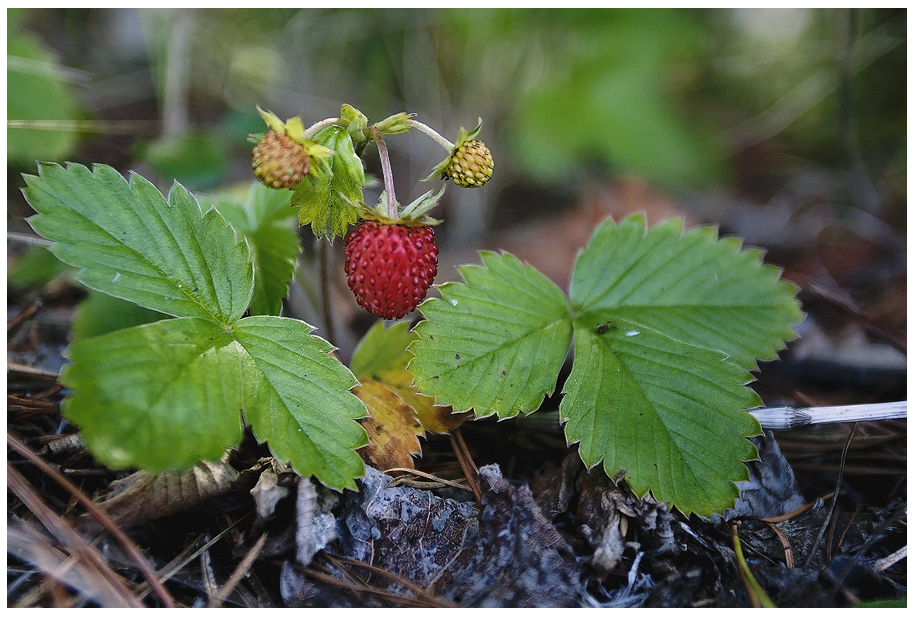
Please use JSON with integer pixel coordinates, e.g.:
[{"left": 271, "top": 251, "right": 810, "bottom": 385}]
[{"left": 344, "top": 221, "right": 439, "bottom": 320}]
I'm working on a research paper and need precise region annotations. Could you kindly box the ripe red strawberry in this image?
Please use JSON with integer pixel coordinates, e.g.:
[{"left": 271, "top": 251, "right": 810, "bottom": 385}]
[{"left": 344, "top": 221, "right": 438, "bottom": 320}]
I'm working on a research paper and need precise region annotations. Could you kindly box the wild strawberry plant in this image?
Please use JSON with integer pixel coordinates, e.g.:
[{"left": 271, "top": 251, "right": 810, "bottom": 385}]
[{"left": 22, "top": 104, "right": 801, "bottom": 516}]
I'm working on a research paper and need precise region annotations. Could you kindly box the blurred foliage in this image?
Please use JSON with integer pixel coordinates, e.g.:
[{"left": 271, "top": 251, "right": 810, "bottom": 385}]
[
  {"left": 72, "top": 291, "right": 165, "bottom": 343},
  {"left": 8, "top": 8, "right": 905, "bottom": 205},
  {"left": 7, "top": 245, "right": 69, "bottom": 289},
  {"left": 501, "top": 10, "right": 723, "bottom": 184},
  {"left": 138, "top": 130, "right": 229, "bottom": 190},
  {"left": 7, "top": 8, "right": 82, "bottom": 165}
]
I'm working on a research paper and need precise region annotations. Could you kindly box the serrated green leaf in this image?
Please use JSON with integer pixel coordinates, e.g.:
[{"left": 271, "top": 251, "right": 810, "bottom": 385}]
[
  {"left": 571, "top": 213, "right": 803, "bottom": 370},
  {"left": 292, "top": 125, "right": 363, "bottom": 238},
  {"left": 62, "top": 318, "right": 246, "bottom": 472},
  {"left": 205, "top": 183, "right": 299, "bottom": 316},
  {"left": 62, "top": 315, "right": 369, "bottom": 490},
  {"left": 24, "top": 163, "right": 254, "bottom": 325},
  {"left": 410, "top": 252, "right": 573, "bottom": 419},
  {"left": 231, "top": 316, "right": 368, "bottom": 490},
  {"left": 562, "top": 315, "right": 761, "bottom": 517}
]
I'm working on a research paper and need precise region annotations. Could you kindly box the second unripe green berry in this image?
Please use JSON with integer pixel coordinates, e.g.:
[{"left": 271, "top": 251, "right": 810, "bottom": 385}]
[{"left": 447, "top": 139, "right": 494, "bottom": 188}]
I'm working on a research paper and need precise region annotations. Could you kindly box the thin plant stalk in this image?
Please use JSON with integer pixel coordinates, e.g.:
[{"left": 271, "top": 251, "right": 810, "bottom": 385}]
[{"left": 371, "top": 127, "right": 398, "bottom": 218}]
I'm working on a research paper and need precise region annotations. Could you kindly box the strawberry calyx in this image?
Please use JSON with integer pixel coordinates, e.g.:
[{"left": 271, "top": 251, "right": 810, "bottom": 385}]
[{"left": 355, "top": 186, "right": 445, "bottom": 228}]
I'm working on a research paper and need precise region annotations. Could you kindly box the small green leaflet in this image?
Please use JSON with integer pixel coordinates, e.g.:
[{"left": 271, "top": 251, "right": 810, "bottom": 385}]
[
  {"left": 232, "top": 317, "right": 368, "bottom": 490},
  {"left": 24, "top": 163, "right": 368, "bottom": 490},
  {"left": 63, "top": 318, "right": 247, "bottom": 471},
  {"left": 410, "top": 252, "right": 573, "bottom": 419},
  {"left": 292, "top": 125, "right": 364, "bottom": 238},
  {"left": 409, "top": 214, "right": 803, "bottom": 515},
  {"left": 562, "top": 315, "right": 761, "bottom": 516},
  {"left": 203, "top": 182, "right": 300, "bottom": 316}
]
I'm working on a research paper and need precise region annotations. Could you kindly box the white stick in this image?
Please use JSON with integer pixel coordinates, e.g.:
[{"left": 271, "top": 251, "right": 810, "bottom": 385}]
[{"left": 749, "top": 401, "right": 907, "bottom": 430}]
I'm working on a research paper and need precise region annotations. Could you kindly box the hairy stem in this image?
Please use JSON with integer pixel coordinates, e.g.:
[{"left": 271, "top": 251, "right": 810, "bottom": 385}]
[
  {"left": 405, "top": 118, "right": 455, "bottom": 152},
  {"left": 371, "top": 127, "right": 398, "bottom": 218},
  {"left": 304, "top": 117, "right": 340, "bottom": 139}
]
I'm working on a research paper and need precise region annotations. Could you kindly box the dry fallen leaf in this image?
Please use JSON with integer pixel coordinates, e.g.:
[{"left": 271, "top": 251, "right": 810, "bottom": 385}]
[
  {"left": 354, "top": 379, "right": 425, "bottom": 470},
  {"left": 80, "top": 452, "right": 239, "bottom": 532}
]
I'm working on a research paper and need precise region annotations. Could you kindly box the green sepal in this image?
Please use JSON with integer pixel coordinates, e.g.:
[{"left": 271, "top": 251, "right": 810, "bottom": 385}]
[
  {"left": 360, "top": 187, "right": 445, "bottom": 225},
  {"left": 254, "top": 105, "right": 334, "bottom": 162},
  {"left": 454, "top": 118, "right": 483, "bottom": 148},
  {"left": 373, "top": 112, "right": 415, "bottom": 136},
  {"left": 256, "top": 105, "right": 287, "bottom": 135},
  {"left": 339, "top": 104, "right": 370, "bottom": 151},
  {"left": 398, "top": 186, "right": 446, "bottom": 222},
  {"left": 421, "top": 158, "right": 453, "bottom": 184}
]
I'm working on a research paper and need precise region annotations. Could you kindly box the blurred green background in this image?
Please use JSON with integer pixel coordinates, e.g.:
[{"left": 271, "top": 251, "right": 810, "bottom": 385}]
[{"left": 8, "top": 7, "right": 906, "bottom": 246}]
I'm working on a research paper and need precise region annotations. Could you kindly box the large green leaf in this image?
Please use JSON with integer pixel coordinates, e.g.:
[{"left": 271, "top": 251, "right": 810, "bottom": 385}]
[
  {"left": 409, "top": 214, "right": 802, "bottom": 515},
  {"left": 561, "top": 214, "right": 801, "bottom": 514},
  {"left": 409, "top": 252, "right": 573, "bottom": 419},
  {"left": 292, "top": 125, "right": 364, "bottom": 238},
  {"left": 205, "top": 182, "right": 299, "bottom": 316},
  {"left": 62, "top": 318, "right": 246, "bottom": 471},
  {"left": 562, "top": 315, "right": 761, "bottom": 517},
  {"left": 23, "top": 163, "right": 369, "bottom": 491},
  {"left": 231, "top": 316, "right": 367, "bottom": 490},
  {"left": 62, "top": 315, "right": 367, "bottom": 488},
  {"left": 24, "top": 163, "right": 253, "bottom": 326},
  {"left": 571, "top": 214, "right": 803, "bottom": 371}
]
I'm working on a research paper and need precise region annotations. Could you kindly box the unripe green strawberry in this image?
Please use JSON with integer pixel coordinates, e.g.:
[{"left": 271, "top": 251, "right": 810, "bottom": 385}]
[
  {"left": 252, "top": 131, "right": 310, "bottom": 189},
  {"left": 344, "top": 221, "right": 438, "bottom": 320},
  {"left": 446, "top": 139, "right": 493, "bottom": 188}
]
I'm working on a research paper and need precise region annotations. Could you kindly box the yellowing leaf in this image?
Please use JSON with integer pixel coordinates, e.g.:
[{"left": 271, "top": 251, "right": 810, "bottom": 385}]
[
  {"left": 394, "top": 386, "right": 471, "bottom": 435},
  {"left": 354, "top": 379, "right": 424, "bottom": 471},
  {"left": 351, "top": 321, "right": 471, "bottom": 434}
]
